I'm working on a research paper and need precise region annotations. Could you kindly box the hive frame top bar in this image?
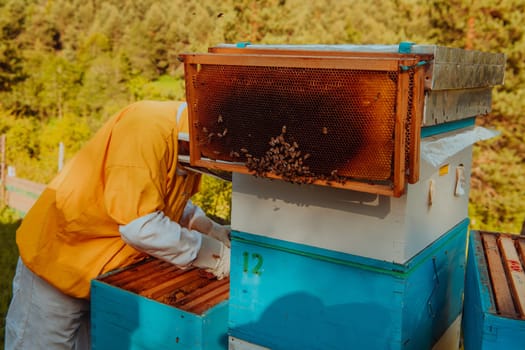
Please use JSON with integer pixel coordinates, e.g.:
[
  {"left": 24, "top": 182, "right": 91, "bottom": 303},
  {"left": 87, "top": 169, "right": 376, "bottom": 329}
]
[
  {"left": 207, "top": 43, "right": 506, "bottom": 90},
  {"left": 212, "top": 43, "right": 506, "bottom": 63}
]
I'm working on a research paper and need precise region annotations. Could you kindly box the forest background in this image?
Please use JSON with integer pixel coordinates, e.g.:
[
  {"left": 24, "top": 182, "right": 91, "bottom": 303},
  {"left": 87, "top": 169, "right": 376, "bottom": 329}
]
[
  {"left": 0, "top": 0, "right": 524, "bottom": 234},
  {"left": 0, "top": 0, "right": 524, "bottom": 347}
]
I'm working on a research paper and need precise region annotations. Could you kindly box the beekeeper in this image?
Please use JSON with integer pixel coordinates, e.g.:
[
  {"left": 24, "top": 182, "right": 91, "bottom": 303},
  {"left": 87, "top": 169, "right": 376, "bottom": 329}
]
[{"left": 5, "top": 100, "right": 231, "bottom": 350}]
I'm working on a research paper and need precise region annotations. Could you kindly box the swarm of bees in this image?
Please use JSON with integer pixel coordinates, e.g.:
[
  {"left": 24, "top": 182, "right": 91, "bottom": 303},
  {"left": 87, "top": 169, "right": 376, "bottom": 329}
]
[
  {"left": 200, "top": 117, "right": 348, "bottom": 186},
  {"left": 241, "top": 128, "right": 314, "bottom": 184}
]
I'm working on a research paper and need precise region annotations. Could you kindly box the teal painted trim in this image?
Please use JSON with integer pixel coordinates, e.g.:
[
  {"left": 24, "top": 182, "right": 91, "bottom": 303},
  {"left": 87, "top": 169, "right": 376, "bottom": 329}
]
[
  {"left": 421, "top": 117, "right": 476, "bottom": 138},
  {"left": 5, "top": 184, "right": 41, "bottom": 199},
  {"left": 398, "top": 42, "right": 415, "bottom": 53},
  {"left": 232, "top": 218, "right": 469, "bottom": 278},
  {"left": 236, "top": 42, "right": 251, "bottom": 48}
]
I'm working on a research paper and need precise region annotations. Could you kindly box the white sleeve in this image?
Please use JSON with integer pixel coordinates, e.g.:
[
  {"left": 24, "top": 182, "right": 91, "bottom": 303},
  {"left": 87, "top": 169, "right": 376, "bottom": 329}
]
[
  {"left": 179, "top": 200, "right": 207, "bottom": 229},
  {"left": 119, "top": 210, "right": 202, "bottom": 267}
]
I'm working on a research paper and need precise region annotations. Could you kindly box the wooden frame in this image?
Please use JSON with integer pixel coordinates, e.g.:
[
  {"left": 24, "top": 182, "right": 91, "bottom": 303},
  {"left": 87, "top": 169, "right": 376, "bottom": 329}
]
[{"left": 181, "top": 51, "right": 429, "bottom": 197}]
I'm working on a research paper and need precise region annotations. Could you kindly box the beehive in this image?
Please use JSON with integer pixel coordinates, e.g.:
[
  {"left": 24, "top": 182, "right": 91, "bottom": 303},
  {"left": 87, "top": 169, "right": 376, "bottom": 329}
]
[
  {"left": 231, "top": 140, "right": 473, "bottom": 264},
  {"left": 179, "top": 43, "right": 505, "bottom": 197},
  {"left": 228, "top": 219, "right": 469, "bottom": 350},
  {"left": 91, "top": 258, "right": 229, "bottom": 350},
  {"left": 463, "top": 231, "right": 525, "bottom": 349}
]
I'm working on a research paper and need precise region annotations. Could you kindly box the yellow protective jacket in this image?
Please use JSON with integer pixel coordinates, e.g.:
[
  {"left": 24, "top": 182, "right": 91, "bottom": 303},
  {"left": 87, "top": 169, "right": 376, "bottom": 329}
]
[{"left": 16, "top": 101, "right": 201, "bottom": 299}]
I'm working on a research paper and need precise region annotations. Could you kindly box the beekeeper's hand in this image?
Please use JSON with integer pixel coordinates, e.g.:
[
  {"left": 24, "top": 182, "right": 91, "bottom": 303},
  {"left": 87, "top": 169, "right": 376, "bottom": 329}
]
[
  {"left": 192, "top": 234, "right": 230, "bottom": 280},
  {"left": 189, "top": 215, "right": 231, "bottom": 248}
]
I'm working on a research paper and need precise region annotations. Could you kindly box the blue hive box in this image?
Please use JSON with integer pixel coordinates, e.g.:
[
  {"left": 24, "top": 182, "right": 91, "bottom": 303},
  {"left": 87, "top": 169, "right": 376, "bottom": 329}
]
[
  {"left": 463, "top": 230, "right": 525, "bottom": 350},
  {"left": 91, "top": 258, "right": 229, "bottom": 350},
  {"left": 228, "top": 219, "right": 469, "bottom": 350}
]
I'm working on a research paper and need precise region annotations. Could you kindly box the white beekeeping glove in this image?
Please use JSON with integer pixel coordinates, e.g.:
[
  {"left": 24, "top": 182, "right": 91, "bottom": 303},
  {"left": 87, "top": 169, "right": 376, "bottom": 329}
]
[
  {"left": 192, "top": 234, "right": 230, "bottom": 280},
  {"left": 189, "top": 215, "right": 231, "bottom": 248}
]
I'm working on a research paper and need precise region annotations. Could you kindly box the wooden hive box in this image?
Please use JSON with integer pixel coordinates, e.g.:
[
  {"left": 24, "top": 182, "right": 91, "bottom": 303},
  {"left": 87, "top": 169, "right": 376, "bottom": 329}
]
[
  {"left": 91, "top": 258, "right": 229, "bottom": 350},
  {"left": 463, "top": 231, "right": 525, "bottom": 349},
  {"left": 228, "top": 219, "right": 469, "bottom": 349}
]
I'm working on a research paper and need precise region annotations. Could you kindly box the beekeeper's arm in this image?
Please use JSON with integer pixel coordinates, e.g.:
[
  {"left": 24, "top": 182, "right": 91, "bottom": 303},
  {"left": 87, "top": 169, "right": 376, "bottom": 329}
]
[
  {"left": 103, "top": 101, "right": 229, "bottom": 279},
  {"left": 119, "top": 210, "right": 230, "bottom": 279}
]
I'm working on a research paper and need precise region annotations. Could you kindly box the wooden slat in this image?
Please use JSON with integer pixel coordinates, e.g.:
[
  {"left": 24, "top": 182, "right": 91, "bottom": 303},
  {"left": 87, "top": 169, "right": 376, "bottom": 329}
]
[
  {"left": 114, "top": 261, "right": 180, "bottom": 292},
  {"left": 175, "top": 278, "right": 229, "bottom": 307},
  {"left": 190, "top": 290, "right": 229, "bottom": 315},
  {"left": 407, "top": 67, "right": 425, "bottom": 184},
  {"left": 208, "top": 46, "right": 434, "bottom": 61},
  {"left": 5, "top": 176, "right": 46, "bottom": 194},
  {"left": 125, "top": 267, "right": 190, "bottom": 294},
  {"left": 182, "top": 52, "right": 409, "bottom": 72},
  {"left": 183, "top": 282, "right": 230, "bottom": 314},
  {"left": 392, "top": 61, "right": 410, "bottom": 197},
  {"left": 142, "top": 269, "right": 203, "bottom": 300},
  {"left": 191, "top": 159, "right": 398, "bottom": 197},
  {"left": 101, "top": 259, "right": 167, "bottom": 285},
  {"left": 481, "top": 232, "right": 517, "bottom": 316},
  {"left": 499, "top": 236, "right": 525, "bottom": 317}
]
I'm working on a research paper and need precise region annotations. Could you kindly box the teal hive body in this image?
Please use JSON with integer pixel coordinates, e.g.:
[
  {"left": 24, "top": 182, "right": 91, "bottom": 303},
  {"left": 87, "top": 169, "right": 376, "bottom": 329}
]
[
  {"left": 91, "top": 272, "right": 229, "bottom": 350},
  {"left": 463, "top": 231, "right": 525, "bottom": 350},
  {"left": 228, "top": 219, "right": 469, "bottom": 350}
]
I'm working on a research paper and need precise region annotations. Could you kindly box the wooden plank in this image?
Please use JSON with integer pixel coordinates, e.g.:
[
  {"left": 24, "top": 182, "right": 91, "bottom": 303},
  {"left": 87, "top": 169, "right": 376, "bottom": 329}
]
[
  {"left": 181, "top": 53, "right": 409, "bottom": 72},
  {"left": 1, "top": 134, "right": 6, "bottom": 205},
  {"left": 481, "top": 232, "right": 517, "bottom": 316},
  {"left": 124, "top": 266, "right": 189, "bottom": 294},
  {"left": 100, "top": 259, "right": 166, "bottom": 284},
  {"left": 6, "top": 191, "right": 37, "bottom": 213},
  {"left": 392, "top": 61, "right": 410, "bottom": 197},
  {"left": 498, "top": 235, "right": 525, "bottom": 317},
  {"left": 183, "top": 282, "right": 230, "bottom": 314},
  {"left": 142, "top": 269, "right": 202, "bottom": 300},
  {"left": 407, "top": 67, "right": 425, "bottom": 184},
  {"left": 5, "top": 176, "right": 46, "bottom": 194},
  {"left": 175, "top": 278, "right": 229, "bottom": 307},
  {"left": 190, "top": 290, "right": 229, "bottom": 315},
  {"left": 191, "top": 159, "right": 398, "bottom": 196}
]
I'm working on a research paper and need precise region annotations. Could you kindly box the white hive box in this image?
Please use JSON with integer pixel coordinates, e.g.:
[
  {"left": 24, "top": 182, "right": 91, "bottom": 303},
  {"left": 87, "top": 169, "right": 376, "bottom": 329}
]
[{"left": 231, "top": 127, "right": 473, "bottom": 263}]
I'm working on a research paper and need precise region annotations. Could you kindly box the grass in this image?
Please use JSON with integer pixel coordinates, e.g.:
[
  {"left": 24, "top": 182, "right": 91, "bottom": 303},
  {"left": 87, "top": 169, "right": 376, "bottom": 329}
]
[{"left": 0, "top": 207, "right": 21, "bottom": 349}]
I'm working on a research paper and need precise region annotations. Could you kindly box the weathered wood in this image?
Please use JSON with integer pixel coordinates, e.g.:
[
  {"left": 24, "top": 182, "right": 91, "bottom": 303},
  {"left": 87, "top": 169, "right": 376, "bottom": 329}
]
[
  {"left": 190, "top": 289, "right": 229, "bottom": 315},
  {"left": 481, "top": 232, "right": 517, "bottom": 317},
  {"left": 143, "top": 268, "right": 203, "bottom": 300},
  {"left": 499, "top": 236, "right": 525, "bottom": 317},
  {"left": 3, "top": 176, "right": 45, "bottom": 215},
  {"left": 0, "top": 134, "right": 6, "bottom": 206},
  {"left": 184, "top": 282, "right": 230, "bottom": 314}
]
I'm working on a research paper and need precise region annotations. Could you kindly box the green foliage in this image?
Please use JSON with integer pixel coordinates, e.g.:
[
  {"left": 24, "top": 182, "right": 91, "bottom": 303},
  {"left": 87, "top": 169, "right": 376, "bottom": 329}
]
[
  {"left": 0, "top": 0, "right": 523, "bottom": 231},
  {"left": 0, "top": 206, "right": 21, "bottom": 349},
  {"left": 192, "top": 175, "right": 232, "bottom": 223}
]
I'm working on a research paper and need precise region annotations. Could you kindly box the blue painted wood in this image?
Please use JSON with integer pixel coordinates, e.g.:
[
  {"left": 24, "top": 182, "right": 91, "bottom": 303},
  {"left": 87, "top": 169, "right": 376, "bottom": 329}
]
[
  {"left": 91, "top": 280, "right": 228, "bottom": 350},
  {"left": 229, "top": 219, "right": 469, "bottom": 350},
  {"left": 420, "top": 117, "right": 476, "bottom": 138},
  {"left": 463, "top": 231, "right": 525, "bottom": 350}
]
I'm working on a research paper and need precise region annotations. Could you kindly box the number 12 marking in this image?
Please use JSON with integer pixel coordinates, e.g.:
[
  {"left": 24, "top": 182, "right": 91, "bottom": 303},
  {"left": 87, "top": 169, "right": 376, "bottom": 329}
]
[{"left": 243, "top": 252, "right": 263, "bottom": 275}]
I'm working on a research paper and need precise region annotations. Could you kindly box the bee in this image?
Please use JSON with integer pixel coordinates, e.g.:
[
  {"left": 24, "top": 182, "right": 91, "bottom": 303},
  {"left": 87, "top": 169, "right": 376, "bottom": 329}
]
[
  {"left": 281, "top": 125, "right": 287, "bottom": 134},
  {"left": 322, "top": 127, "right": 328, "bottom": 135},
  {"left": 217, "top": 115, "right": 223, "bottom": 123}
]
